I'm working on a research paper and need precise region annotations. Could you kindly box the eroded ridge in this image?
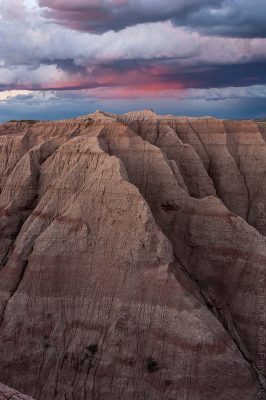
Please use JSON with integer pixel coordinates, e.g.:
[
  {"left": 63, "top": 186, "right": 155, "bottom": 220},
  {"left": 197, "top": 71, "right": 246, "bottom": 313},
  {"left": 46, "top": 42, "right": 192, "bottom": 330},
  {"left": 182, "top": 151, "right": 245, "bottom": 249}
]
[{"left": 0, "top": 112, "right": 265, "bottom": 400}]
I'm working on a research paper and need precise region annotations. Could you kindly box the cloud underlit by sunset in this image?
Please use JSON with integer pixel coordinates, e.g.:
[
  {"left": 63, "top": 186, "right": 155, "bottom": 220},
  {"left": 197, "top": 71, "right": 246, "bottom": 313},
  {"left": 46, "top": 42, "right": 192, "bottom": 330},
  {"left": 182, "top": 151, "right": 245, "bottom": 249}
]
[{"left": 0, "top": 0, "right": 266, "bottom": 120}]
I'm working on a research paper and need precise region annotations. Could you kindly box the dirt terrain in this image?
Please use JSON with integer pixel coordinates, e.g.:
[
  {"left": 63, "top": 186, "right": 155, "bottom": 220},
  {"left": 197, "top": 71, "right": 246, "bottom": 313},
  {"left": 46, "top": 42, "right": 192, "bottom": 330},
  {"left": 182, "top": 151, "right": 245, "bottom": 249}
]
[{"left": 0, "top": 110, "right": 265, "bottom": 399}]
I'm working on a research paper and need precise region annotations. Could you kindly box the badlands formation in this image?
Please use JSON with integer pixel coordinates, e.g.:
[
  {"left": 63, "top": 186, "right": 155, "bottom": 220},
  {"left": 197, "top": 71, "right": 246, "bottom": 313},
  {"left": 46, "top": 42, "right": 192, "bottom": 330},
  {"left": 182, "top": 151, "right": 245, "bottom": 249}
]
[
  {"left": 0, "top": 110, "right": 265, "bottom": 399},
  {"left": 0, "top": 383, "right": 34, "bottom": 400}
]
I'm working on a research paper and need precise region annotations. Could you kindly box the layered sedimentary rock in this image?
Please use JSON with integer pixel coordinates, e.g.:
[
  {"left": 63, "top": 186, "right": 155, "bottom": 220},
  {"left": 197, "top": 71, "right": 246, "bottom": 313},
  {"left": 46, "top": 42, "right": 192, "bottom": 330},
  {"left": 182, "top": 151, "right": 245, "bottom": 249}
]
[
  {"left": 0, "top": 111, "right": 265, "bottom": 400},
  {"left": 0, "top": 383, "right": 34, "bottom": 400}
]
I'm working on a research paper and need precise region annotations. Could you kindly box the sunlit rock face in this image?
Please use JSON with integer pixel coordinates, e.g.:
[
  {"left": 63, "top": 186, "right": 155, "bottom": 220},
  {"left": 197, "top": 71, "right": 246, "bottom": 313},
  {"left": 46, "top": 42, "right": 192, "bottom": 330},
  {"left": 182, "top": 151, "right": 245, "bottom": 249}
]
[{"left": 0, "top": 111, "right": 265, "bottom": 400}]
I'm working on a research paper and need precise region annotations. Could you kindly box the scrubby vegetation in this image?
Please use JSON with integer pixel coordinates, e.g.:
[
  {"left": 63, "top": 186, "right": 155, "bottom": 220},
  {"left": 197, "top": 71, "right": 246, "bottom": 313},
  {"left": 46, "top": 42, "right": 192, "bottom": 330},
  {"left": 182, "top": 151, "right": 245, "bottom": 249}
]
[
  {"left": 8, "top": 119, "right": 40, "bottom": 124},
  {"left": 86, "top": 344, "right": 98, "bottom": 355},
  {"left": 146, "top": 357, "right": 159, "bottom": 372}
]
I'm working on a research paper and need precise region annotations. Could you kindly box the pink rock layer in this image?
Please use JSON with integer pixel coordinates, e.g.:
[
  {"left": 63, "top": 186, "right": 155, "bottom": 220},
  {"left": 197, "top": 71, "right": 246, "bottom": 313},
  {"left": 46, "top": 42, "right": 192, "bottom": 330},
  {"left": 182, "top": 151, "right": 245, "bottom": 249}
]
[{"left": 0, "top": 111, "right": 265, "bottom": 399}]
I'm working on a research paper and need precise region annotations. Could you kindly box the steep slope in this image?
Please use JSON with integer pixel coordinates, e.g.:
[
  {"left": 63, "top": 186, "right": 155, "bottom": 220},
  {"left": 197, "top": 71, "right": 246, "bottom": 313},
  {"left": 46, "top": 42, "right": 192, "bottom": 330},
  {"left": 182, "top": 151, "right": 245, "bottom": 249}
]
[
  {"left": 96, "top": 116, "right": 266, "bottom": 389},
  {"left": 0, "top": 383, "right": 34, "bottom": 400},
  {"left": 0, "top": 113, "right": 265, "bottom": 399}
]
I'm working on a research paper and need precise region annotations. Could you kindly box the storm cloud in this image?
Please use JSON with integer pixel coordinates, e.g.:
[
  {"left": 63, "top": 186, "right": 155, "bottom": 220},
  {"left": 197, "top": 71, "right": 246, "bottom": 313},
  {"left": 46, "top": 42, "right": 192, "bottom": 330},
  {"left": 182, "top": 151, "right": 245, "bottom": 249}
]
[
  {"left": 39, "top": 0, "right": 222, "bottom": 33},
  {"left": 173, "top": 0, "right": 266, "bottom": 38},
  {"left": 0, "top": 0, "right": 266, "bottom": 120},
  {"left": 39, "top": 0, "right": 266, "bottom": 38}
]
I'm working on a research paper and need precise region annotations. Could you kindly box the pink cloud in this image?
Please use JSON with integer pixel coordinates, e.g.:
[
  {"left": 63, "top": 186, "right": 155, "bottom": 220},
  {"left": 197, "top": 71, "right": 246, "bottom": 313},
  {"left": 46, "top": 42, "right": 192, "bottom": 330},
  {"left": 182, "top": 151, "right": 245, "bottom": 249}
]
[
  {"left": 0, "top": 61, "right": 187, "bottom": 98},
  {"left": 38, "top": 0, "right": 219, "bottom": 33}
]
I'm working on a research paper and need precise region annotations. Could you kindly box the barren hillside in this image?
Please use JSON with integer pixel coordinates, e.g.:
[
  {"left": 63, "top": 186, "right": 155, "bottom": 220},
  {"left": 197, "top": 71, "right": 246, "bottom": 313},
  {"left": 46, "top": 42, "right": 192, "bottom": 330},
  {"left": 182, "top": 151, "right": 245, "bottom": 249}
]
[{"left": 0, "top": 111, "right": 265, "bottom": 399}]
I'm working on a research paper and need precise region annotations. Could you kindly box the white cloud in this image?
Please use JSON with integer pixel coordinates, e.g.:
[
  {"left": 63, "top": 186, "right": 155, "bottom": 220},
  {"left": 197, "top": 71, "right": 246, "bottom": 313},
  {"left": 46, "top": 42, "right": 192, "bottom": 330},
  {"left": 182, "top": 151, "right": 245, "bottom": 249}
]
[
  {"left": 1, "top": 17, "right": 266, "bottom": 70},
  {"left": 0, "top": 89, "right": 32, "bottom": 101},
  {"left": 0, "top": 64, "right": 69, "bottom": 86}
]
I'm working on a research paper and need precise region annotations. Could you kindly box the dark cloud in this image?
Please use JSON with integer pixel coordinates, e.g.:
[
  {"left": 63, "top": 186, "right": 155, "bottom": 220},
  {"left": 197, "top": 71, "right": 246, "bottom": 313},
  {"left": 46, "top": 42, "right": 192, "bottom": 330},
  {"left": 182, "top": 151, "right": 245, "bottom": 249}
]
[
  {"left": 39, "top": 0, "right": 221, "bottom": 33},
  {"left": 81, "top": 59, "right": 266, "bottom": 91},
  {"left": 162, "top": 61, "right": 266, "bottom": 89},
  {"left": 173, "top": 0, "right": 266, "bottom": 38},
  {"left": 39, "top": 0, "right": 266, "bottom": 38},
  {"left": 1, "top": 58, "right": 266, "bottom": 95},
  {"left": 51, "top": 59, "right": 88, "bottom": 75}
]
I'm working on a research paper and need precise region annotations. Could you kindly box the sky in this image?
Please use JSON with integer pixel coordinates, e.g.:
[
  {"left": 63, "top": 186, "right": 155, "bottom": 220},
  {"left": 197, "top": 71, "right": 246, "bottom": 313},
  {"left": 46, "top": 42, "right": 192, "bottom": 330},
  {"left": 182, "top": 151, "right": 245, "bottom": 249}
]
[{"left": 0, "top": 0, "right": 266, "bottom": 121}]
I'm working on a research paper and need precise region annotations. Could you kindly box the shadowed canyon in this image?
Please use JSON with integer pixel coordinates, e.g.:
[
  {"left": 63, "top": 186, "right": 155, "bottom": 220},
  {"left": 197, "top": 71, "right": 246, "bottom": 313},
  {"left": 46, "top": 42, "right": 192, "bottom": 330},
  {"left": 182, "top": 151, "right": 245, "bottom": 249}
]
[{"left": 0, "top": 110, "right": 265, "bottom": 399}]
